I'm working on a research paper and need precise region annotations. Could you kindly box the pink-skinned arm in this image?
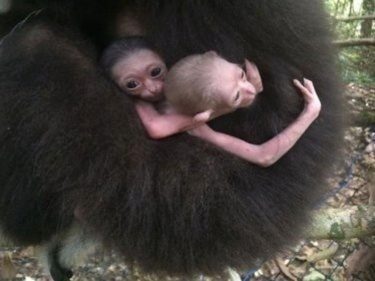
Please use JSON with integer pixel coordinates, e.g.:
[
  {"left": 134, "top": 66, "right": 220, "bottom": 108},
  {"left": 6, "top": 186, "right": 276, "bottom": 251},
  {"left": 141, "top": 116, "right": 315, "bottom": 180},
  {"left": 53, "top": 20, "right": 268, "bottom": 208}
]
[
  {"left": 189, "top": 78, "right": 321, "bottom": 167},
  {"left": 135, "top": 101, "right": 206, "bottom": 139}
]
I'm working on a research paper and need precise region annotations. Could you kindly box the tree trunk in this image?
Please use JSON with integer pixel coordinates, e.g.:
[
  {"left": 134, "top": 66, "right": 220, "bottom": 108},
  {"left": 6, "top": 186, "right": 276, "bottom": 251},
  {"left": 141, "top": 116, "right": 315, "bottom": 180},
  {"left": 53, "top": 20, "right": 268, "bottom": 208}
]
[{"left": 361, "top": 0, "right": 374, "bottom": 38}]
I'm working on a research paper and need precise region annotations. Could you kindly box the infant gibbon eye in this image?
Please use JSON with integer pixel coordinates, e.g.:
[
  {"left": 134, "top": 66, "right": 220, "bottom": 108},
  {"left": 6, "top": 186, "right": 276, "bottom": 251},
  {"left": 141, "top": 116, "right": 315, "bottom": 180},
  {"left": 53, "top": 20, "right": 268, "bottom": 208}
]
[
  {"left": 241, "top": 70, "right": 246, "bottom": 80},
  {"left": 234, "top": 91, "right": 240, "bottom": 101},
  {"left": 125, "top": 79, "right": 141, "bottom": 90},
  {"left": 150, "top": 67, "right": 163, "bottom": 78}
]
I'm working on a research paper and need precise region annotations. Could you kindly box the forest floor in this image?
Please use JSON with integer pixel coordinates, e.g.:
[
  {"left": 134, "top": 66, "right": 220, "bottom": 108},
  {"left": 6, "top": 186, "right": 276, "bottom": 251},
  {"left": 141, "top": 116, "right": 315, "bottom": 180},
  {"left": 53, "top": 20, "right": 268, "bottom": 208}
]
[{"left": 0, "top": 84, "right": 374, "bottom": 281}]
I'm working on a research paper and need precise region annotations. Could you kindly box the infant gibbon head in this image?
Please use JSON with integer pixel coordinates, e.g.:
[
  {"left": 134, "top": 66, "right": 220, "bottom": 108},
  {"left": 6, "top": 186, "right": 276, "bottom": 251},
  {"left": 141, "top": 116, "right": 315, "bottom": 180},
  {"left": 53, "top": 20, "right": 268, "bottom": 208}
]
[
  {"left": 101, "top": 36, "right": 166, "bottom": 102},
  {"left": 164, "top": 51, "right": 260, "bottom": 121}
]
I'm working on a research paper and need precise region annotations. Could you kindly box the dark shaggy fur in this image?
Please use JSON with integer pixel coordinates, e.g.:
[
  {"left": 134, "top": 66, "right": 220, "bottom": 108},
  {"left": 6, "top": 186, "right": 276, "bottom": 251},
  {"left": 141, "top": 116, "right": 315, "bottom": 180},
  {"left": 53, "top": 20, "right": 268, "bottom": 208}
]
[{"left": 0, "top": 0, "right": 343, "bottom": 278}]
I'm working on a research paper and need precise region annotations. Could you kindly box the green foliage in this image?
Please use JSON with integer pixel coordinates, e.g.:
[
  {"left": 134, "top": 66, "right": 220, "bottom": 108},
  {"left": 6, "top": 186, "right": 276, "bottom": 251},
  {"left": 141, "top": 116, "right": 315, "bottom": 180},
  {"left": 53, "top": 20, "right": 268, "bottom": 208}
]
[
  {"left": 325, "top": 0, "right": 374, "bottom": 86},
  {"left": 358, "top": 110, "right": 375, "bottom": 126},
  {"left": 338, "top": 47, "right": 375, "bottom": 86}
]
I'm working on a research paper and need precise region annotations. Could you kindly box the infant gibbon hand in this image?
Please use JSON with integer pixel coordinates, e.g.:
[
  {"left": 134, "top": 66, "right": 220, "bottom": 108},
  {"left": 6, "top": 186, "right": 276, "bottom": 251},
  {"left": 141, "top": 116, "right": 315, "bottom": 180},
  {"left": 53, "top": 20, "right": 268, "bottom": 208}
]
[{"left": 189, "top": 78, "right": 321, "bottom": 167}]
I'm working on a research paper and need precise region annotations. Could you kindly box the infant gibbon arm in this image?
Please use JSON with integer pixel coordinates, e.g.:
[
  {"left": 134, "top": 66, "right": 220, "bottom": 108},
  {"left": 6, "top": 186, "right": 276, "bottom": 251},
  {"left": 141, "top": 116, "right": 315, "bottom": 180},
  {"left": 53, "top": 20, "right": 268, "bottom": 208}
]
[
  {"left": 135, "top": 101, "right": 208, "bottom": 139},
  {"left": 188, "top": 79, "right": 321, "bottom": 167}
]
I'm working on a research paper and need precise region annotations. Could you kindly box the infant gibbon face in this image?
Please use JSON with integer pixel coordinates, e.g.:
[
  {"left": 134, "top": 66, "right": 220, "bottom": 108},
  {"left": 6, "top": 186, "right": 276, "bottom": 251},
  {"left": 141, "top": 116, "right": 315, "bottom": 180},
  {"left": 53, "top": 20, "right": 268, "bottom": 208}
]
[
  {"left": 212, "top": 58, "right": 258, "bottom": 111},
  {"left": 112, "top": 49, "right": 167, "bottom": 101}
]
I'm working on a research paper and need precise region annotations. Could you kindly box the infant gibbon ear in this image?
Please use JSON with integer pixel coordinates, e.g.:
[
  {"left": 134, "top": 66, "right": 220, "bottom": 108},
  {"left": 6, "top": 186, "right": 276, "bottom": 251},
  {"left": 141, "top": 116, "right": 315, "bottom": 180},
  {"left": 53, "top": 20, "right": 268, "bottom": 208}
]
[{"left": 193, "top": 109, "right": 214, "bottom": 122}]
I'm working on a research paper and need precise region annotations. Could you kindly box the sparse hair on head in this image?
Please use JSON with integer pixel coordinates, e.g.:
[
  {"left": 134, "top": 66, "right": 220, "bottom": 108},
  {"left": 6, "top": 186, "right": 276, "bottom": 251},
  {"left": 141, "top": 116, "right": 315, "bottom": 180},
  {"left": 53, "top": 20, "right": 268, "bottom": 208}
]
[
  {"left": 164, "top": 51, "right": 225, "bottom": 115},
  {"left": 100, "top": 36, "right": 157, "bottom": 75}
]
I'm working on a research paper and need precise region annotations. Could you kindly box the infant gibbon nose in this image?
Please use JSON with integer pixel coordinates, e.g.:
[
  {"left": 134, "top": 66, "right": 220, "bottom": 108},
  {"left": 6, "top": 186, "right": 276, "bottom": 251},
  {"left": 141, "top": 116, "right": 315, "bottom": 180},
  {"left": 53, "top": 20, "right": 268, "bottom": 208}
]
[{"left": 145, "top": 80, "right": 163, "bottom": 95}]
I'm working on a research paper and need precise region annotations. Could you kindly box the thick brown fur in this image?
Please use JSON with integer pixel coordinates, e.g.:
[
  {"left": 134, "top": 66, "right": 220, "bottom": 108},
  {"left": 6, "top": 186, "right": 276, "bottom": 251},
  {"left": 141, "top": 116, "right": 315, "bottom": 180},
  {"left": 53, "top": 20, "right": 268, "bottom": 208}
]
[{"left": 0, "top": 0, "right": 344, "bottom": 278}]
